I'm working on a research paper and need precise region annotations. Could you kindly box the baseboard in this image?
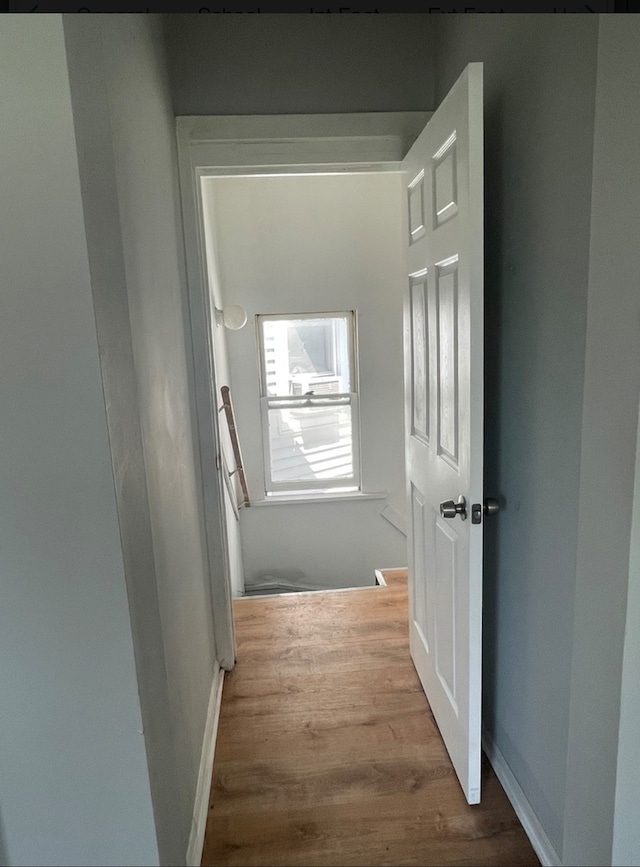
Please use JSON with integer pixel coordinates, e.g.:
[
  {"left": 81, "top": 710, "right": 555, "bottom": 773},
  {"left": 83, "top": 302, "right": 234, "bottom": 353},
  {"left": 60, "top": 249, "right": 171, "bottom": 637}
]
[
  {"left": 186, "top": 666, "right": 225, "bottom": 867},
  {"left": 482, "top": 730, "right": 561, "bottom": 867},
  {"left": 380, "top": 503, "right": 407, "bottom": 536},
  {"left": 374, "top": 569, "right": 387, "bottom": 586}
]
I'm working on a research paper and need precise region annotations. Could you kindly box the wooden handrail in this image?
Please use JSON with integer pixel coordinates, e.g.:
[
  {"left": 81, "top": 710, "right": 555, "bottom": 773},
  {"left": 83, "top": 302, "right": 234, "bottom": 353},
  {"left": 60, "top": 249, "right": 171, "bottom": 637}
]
[{"left": 219, "top": 386, "right": 250, "bottom": 509}]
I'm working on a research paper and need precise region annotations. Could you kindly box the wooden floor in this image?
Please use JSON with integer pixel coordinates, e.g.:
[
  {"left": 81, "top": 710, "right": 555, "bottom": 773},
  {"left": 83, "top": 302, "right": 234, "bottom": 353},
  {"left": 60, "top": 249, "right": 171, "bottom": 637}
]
[{"left": 202, "top": 571, "right": 539, "bottom": 867}]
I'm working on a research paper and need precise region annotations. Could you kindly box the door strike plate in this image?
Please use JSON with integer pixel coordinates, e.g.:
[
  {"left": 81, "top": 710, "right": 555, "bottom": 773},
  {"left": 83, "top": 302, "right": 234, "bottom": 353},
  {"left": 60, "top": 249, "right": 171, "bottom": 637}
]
[{"left": 471, "top": 503, "right": 482, "bottom": 524}]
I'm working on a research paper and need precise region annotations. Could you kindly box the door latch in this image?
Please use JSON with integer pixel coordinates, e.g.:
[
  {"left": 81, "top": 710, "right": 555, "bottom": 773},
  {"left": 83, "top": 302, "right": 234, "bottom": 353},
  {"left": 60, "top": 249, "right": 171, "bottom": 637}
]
[{"left": 471, "top": 498, "right": 501, "bottom": 524}]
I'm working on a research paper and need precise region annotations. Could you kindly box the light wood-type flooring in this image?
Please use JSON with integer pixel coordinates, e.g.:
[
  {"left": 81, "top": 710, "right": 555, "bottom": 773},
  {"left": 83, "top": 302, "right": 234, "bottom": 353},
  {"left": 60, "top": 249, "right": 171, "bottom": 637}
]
[{"left": 202, "top": 570, "right": 539, "bottom": 867}]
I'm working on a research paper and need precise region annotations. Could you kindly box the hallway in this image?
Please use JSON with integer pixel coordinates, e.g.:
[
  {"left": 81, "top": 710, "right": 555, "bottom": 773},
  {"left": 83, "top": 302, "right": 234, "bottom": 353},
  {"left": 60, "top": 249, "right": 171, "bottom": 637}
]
[{"left": 202, "top": 571, "right": 539, "bottom": 867}]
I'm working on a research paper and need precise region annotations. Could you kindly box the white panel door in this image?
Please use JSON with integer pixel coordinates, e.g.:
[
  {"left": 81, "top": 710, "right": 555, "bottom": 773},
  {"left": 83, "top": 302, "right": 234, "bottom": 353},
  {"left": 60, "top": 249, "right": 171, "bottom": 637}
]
[{"left": 402, "top": 63, "right": 484, "bottom": 804}]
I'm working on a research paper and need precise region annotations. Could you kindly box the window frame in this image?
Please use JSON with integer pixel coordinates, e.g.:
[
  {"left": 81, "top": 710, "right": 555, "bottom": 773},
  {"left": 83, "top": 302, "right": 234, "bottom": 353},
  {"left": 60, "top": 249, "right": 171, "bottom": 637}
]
[{"left": 256, "top": 311, "right": 361, "bottom": 495}]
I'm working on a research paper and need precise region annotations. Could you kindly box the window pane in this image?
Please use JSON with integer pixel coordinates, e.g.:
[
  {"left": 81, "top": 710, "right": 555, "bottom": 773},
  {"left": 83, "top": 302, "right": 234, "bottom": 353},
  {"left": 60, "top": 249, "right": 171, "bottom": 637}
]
[
  {"left": 267, "top": 402, "right": 354, "bottom": 484},
  {"left": 262, "top": 316, "right": 351, "bottom": 396}
]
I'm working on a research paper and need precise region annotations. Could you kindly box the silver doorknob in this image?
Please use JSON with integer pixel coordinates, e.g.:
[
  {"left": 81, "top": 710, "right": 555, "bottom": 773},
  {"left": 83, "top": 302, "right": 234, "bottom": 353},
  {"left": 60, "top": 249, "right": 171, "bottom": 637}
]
[
  {"left": 440, "top": 495, "right": 467, "bottom": 521},
  {"left": 484, "top": 497, "right": 500, "bottom": 516}
]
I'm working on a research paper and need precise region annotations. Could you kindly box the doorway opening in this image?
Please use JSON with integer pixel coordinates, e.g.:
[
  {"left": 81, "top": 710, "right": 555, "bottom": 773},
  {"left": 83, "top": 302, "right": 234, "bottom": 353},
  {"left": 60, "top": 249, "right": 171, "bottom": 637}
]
[
  {"left": 176, "top": 111, "right": 430, "bottom": 666},
  {"left": 198, "top": 168, "right": 409, "bottom": 605}
]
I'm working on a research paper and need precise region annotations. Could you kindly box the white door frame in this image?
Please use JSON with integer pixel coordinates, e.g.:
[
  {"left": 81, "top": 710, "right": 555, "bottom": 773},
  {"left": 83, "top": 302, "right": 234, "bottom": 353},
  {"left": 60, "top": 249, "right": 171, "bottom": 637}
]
[{"left": 175, "top": 111, "right": 432, "bottom": 667}]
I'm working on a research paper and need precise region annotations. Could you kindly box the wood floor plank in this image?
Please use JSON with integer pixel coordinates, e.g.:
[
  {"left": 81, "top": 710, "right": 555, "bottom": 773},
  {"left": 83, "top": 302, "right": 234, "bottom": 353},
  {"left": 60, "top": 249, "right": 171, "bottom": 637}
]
[
  {"left": 208, "top": 786, "right": 535, "bottom": 867},
  {"left": 221, "top": 670, "right": 425, "bottom": 715},
  {"left": 214, "top": 700, "right": 445, "bottom": 765},
  {"left": 202, "top": 572, "right": 539, "bottom": 867},
  {"left": 225, "top": 637, "right": 412, "bottom": 680},
  {"left": 214, "top": 714, "right": 447, "bottom": 764}
]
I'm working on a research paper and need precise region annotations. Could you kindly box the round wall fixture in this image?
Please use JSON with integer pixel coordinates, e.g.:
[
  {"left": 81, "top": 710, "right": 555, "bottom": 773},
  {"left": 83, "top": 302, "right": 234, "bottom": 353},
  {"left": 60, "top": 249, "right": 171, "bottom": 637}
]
[{"left": 216, "top": 304, "right": 248, "bottom": 330}]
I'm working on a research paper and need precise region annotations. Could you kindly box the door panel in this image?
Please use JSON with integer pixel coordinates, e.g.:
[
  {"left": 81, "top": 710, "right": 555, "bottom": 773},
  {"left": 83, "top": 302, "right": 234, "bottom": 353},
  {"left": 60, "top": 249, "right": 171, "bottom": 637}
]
[
  {"left": 434, "top": 516, "right": 458, "bottom": 709},
  {"left": 408, "top": 170, "right": 426, "bottom": 243},
  {"left": 402, "top": 63, "right": 484, "bottom": 805},
  {"left": 410, "top": 272, "right": 429, "bottom": 444},
  {"left": 433, "top": 133, "right": 459, "bottom": 227},
  {"left": 410, "top": 485, "right": 429, "bottom": 646},
  {"left": 437, "top": 260, "right": 459, "bottom": 467}
]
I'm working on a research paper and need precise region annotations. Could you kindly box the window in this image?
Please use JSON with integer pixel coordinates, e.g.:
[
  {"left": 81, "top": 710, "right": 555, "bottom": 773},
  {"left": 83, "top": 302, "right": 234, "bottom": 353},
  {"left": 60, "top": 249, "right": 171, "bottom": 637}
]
[{"left": 257, "top": 312, "right": 360, "bottom": 495}]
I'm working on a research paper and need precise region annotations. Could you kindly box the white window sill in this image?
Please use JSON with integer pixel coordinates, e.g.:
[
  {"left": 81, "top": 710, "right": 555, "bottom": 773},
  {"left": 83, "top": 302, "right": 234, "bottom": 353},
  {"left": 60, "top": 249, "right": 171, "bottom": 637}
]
[{"left": 252, "top": 491, "right": 388, "bottom": 506}]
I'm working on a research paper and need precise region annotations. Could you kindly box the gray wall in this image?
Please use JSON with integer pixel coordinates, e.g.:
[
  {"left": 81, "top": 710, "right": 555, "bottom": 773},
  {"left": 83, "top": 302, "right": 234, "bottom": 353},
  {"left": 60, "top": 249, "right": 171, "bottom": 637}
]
[
  {"left": 434, "top": 14, "right": 598, "bottom": 860},
  {"left": 164, "top": 13, "right": 435, "bottom": 116},
  {"left": 63, "top": 15, "right": 219, "bottom": 866},
  {"left": 165, "top": 11, "right": 640, "bottom": 864},
  {"left": 564, "top": 16, "right": 640, "bottom": 866},
  {"left": 0, "top": 15, "right": 158, "bottom": 867}
]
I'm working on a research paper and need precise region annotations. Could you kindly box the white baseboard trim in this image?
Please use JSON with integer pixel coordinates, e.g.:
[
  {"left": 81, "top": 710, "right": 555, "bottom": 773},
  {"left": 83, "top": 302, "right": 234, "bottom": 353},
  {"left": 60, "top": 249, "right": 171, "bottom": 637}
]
[
  {"left": 374, "top": 569, "right": 387, "bottom": 586},
  {"left": 380, "top": 503, "right": 407, "bottom": 536},
  {"left": 186, "top": 666, "right": 225, "bottom": 867},
  {"left": 482, "top": 730, "right": 561, "bottom": 867}
]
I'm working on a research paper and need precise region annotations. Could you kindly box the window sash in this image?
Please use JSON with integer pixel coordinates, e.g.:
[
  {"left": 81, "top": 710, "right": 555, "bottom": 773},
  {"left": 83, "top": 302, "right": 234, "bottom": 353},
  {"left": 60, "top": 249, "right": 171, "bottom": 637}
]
[
  {"left": 257, "top": 311, "right": 357, "bottom": 399},
  {"left": 260, "top": 393, "right": 360, "bottom": 493}
]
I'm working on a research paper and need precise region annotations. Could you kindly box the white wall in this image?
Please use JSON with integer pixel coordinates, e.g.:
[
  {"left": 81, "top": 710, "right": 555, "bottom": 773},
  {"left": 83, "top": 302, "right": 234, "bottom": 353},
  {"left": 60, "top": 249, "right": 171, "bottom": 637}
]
[
  {"left": 0, "top": 16, "right": 158, "bottom": 866},
  {"left": 564, "top": 15, "right": 640, "bottom": 866},
  {"left": 434, "top": 13, "right": 598, "bottom": 861},
  {"left": 164, "top": 13, "right": 435, "bottom": 116},
  {"left": 203, "top": 173, "right": 407, "bottom": 589},
  {"left": 63, "top": 14, "right": 220, "bottom": 865}
]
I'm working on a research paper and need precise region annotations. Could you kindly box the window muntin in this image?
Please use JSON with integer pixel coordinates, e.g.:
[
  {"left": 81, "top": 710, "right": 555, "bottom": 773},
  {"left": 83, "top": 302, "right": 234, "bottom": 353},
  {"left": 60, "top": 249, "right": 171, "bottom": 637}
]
[{"left": 258, "top": 312, "right": 360, "bottom": 494}]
